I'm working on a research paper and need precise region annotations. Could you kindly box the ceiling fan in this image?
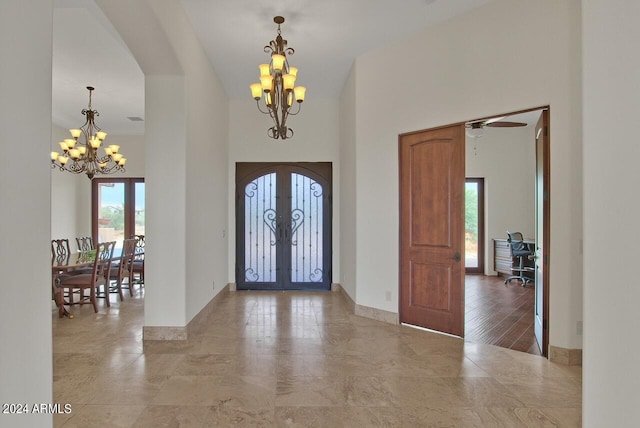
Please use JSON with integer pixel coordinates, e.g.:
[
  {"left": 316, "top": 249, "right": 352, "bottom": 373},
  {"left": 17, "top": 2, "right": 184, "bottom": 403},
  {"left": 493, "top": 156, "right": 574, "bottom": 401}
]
[{"left": 466, "top": 116, "right": 527, "bottom": 138}]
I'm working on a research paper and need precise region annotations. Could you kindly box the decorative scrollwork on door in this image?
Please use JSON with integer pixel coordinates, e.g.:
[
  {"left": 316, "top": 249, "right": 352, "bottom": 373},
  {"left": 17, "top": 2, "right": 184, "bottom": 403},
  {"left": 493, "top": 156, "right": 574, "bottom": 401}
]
[
  {"left": 237, "top": 163, "right": 332, "bottom": 289},
  {"left": 290, "top": 173, "right": 324, "bottom": 282},
  {"left": 244, "top": 173, "right": 277, "bottom": 282}
]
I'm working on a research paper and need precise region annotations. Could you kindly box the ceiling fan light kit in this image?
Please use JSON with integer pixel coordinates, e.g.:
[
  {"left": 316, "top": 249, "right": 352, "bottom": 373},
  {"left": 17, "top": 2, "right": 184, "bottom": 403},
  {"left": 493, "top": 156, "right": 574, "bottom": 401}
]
[{"left": 250, "top": 16, "right": 306, "bottom": 140}]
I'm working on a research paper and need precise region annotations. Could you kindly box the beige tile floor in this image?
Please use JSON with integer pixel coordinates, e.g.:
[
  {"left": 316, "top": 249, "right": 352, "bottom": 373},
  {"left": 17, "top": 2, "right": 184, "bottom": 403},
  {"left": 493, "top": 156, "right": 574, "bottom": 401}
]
[{"left": 53, "top": 290, "right": 582, "bottom": 427}]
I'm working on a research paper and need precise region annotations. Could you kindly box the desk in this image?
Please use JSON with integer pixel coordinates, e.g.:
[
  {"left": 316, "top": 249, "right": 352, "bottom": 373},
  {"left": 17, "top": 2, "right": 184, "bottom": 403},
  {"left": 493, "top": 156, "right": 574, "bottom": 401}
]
[
  {"left": 52, "top": 253, "right": 95, "bottom": 318},
  {"left": 493, "top": 238, "right": 535, "bottom": 279}
]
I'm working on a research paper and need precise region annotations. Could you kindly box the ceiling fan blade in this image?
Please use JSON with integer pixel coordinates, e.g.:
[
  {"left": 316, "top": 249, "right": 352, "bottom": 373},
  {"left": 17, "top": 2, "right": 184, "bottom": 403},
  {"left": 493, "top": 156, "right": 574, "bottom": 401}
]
[{"left": 485, "top": 121, "right": 527, "bottom": 128}]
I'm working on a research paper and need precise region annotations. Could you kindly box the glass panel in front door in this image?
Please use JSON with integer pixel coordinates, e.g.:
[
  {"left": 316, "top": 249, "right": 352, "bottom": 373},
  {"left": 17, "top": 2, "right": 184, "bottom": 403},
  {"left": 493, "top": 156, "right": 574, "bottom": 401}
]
[
  {"left": 244, "top": 173, "right": 277, "bottom": 283},
  {"left": 290, "top": 173, "right": 324, "bottom": 283}
]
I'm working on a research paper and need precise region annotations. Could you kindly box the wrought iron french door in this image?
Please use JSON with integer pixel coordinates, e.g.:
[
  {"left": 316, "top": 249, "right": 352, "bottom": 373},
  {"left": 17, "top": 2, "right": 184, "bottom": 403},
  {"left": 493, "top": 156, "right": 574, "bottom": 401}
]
[{"left": 236, "top": 163, "right": 332, "bottom": 290}]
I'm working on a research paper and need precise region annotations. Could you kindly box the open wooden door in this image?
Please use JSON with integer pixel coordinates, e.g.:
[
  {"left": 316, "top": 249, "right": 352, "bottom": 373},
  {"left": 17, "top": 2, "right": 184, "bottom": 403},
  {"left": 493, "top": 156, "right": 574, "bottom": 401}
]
[
  {"left": 399, "top": 124, "right": 465, "bottom": 336},
  {"left": 534, "top": 110, "right": 550, "bottom": 356}
]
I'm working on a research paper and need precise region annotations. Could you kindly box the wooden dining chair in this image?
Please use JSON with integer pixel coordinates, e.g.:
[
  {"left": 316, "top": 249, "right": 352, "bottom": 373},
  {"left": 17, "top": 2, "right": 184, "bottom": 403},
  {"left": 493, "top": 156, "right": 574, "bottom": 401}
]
[
  {"left": 131, "top": 234, "right": 145, "bottom": 291},
  {"left": 111, "top": 238, "right": 137, "bottom": 300},
  {"left": 75, "top": 236, "right": 94, "bottom": 252},
  {"left": 51, "top": 238, "right": 82, "bottom": 303},
  {"left": 51, "top": 239, "right": 72, "bottom": 263},
  {"left": 55, "top": 241, "right": 116, "bottom": 313}
]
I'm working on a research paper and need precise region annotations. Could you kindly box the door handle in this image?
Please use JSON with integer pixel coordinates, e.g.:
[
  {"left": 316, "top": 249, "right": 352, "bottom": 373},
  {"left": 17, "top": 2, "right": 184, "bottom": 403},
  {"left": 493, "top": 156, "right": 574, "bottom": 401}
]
[{"left": 452, "top": 252, "right": 461, "bottom": 262}]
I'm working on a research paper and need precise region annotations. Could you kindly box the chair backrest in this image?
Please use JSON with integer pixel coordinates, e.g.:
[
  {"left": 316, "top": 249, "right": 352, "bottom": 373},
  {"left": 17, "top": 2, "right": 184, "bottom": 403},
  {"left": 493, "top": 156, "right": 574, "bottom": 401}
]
[
  {"left": 95, "top": 241, "right": 116, "bottom": 283},
  {"left": 133, "top": 234, "right": 145, "bottom": 260},
  {"left": 51, "top": 239, "right": 72, "bottom": 263},
  {"left": 76, "top": 236, "right": 94, "bottom": 252},
  {"left": 119, "top": 238, "right": 137, "bottom": 276},
  {"left": 506, "top": 231, "right": 527, "bottom": 252}
]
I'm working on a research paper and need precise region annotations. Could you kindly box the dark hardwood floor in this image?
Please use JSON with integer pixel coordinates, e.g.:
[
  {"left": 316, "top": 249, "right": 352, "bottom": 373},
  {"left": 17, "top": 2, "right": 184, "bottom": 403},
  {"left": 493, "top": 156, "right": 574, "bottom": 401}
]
[{"left": 465, "top": 274, "right": 541, "bottom": 356}]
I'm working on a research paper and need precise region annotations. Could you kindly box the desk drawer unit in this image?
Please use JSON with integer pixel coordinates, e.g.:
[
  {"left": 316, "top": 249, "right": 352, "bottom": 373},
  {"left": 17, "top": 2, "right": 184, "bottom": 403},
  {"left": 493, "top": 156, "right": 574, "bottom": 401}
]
[{"left": 493, "top": 239, "right": 513, "bottom": 275}]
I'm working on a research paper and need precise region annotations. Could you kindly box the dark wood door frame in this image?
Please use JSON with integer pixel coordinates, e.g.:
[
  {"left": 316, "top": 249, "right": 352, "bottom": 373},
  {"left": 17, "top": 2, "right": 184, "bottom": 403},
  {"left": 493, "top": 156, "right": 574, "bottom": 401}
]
[{"left": 91, "top": 178, "right": 144, "bottom": 244}]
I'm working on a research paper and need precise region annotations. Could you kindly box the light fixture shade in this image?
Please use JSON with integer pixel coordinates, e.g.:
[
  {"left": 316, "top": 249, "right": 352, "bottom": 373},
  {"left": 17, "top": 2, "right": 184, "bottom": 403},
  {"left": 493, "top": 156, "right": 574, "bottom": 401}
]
[
  {"left": 51, "top": 151, "right": 59, "bottom": 160},
  {"left": 289, "top": 67, "right": 298, "bottom": 77},
  {"left": 271, "top": 54, "right": 285, "bottom": 71},
  {"left": 96, "top": 131, "right": 107, "bottom": 140},
  {"left": 466, "top": 127, "right": 484, "bottom": 139},
  {"left": 259, "top": 64, "right": 271, "bottom": 77},
  {"left": 64, "top": 138, "right": 76, "bottom": 149},
  {"left": 260, "top": 75, "right": 274, "bottom": 92},
  {"left": 69, "top": 129, "right": 82, "bottom": 138},
  {"left": 250, "top": 83, "right": 263, "bottom": 99},
  {"left": 294, "top": 86, "right": 306, "bottom": 102},
  {"left": 283, "top": 74, "right": 296, "bottom": 91},
  {"left": 108, "top": 144, "right": 120, "bottom": 154}
]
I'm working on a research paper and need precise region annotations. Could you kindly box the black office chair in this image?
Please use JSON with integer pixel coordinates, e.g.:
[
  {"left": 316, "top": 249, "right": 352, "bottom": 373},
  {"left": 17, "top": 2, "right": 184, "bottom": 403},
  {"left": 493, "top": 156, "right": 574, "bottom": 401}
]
[{"left": 504, "top": 231, "right": 534, "bottom": 286}]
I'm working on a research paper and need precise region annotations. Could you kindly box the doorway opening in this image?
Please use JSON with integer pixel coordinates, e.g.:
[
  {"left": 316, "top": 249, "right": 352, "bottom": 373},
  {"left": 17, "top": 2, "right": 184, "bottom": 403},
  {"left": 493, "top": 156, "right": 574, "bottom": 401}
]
[
  {"left": 235, "top": 162, "right": 332, "bottom": 291},
  {"left": 398, "top": 106, "right": 549, "bottom": 357},
  {"left": 463, "top": 107, "right": 549, "bottom": 357}
]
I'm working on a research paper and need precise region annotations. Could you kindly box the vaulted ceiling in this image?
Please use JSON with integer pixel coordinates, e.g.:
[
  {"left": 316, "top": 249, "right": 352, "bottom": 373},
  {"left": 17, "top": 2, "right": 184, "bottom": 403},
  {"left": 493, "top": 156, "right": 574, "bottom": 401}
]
[{"left": 52, "top": 0, "right": 495, "bottom": 135}]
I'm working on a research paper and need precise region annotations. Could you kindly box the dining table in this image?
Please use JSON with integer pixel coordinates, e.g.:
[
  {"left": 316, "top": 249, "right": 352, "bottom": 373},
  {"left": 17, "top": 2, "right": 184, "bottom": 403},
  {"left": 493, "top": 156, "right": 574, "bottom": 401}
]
[{"left": 52, "top": 251, "right": 95, "bottom": 318}]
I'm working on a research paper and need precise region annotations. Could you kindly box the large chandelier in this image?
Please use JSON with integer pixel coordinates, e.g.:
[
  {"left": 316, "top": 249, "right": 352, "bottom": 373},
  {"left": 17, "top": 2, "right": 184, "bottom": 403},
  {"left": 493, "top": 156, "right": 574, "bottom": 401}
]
[
  {"left": 51, "top": 86, "right": 126, "bottom": 179},
  {"left": 250, "top": 16, "right": 306, "bottom": 140}
]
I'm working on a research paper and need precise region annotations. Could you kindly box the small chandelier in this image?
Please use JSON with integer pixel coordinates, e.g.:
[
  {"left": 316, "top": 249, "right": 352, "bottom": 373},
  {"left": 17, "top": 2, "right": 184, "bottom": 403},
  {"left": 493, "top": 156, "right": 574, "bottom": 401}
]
[
  {"left": 250, "top": 16, "right": 306, "bottom": 140},
  {"left": 51, "top": 86, "right": 126, "bottom": 179}
]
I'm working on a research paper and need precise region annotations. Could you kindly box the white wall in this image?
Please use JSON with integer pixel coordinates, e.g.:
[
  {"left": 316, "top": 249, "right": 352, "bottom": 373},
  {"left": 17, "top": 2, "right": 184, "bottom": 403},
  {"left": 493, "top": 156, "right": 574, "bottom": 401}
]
[
  {"left": 145, "top": 75, "right": 188, "bottom": 327},
  {"left": 466, "top": 126, "right": 536, "bottom": 274},
  {"left": 227, "top": 99, "right": 340, "bottom": 285},
  {"left": 0, "top": 1, "right": 54, "bottom": 427},
  {"left": 97, "top": 0, "right": 229, "bottom": 327},
  {"left": 583, "top": 0, "right": 640, "bottom": 426},
  {"left": 51, "top": 124, "right": 87, "bottom": 242},
  {"left": 145, "top": 0, "right": 229, "bottom": 324},
  {"left": 339, "top": 65, "right": 358, "bottom": 298},
  {"left": 348, "top": 0, "right": 583, "bottom": 350}
]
